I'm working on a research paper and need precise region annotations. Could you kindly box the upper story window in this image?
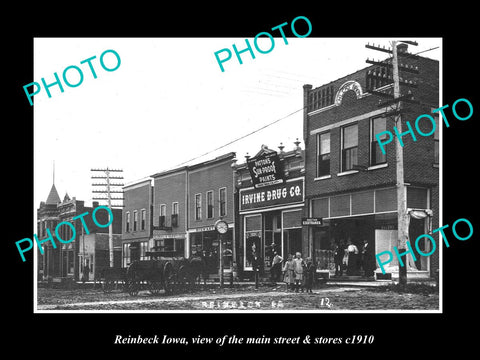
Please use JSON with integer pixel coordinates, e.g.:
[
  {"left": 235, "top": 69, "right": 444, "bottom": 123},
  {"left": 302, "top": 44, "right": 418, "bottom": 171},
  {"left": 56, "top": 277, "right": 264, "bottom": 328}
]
[
  {"left": 219, "top": 188, "right": 227, "bottom": 217},
  {"left": 371, "top": 116, "right": 387, "bottom": 166},
  {"left": 206, "top": 191, "right": 214, "bottom": 219},
  {"left": 160, "top": 204, "right": 166, "bottom": 217},
  {"left": 433, "top": 112, "right": 439, "bottom": 165},
  {"left": 133, "top": 210, "right": 138, "bottom": 231},
  {"left": 342, "top": 123, "right": 358, "bottom": 172},
  {"left": 141, "top": 209, "right": 146, "bottom": 231},
  {"left": 195, "top": 194, "right": 202, "bottom": 221},
  {"left": 125, "top": 212, "right": 130, "bottom": 232},
  {"left": 172, "top": 202, "right": 179, "bottom": 215},
  {"left": 316, "top": 132, "right": 330, "bottom": 177},
  {"left": 159, "top": 204, "right": 166, "bottom": 227}
]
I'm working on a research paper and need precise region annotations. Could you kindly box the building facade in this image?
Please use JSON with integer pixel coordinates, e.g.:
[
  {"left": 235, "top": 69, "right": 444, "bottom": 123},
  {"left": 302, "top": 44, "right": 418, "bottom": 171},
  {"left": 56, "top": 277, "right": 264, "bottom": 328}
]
[
  {"left": 151, "top": 167, "right": 189, "bottom": 259},
  {"left": 37, "top": 184, "right": 122, "bottom": 282},
  {"left": 187, "top": 153, "right": 236, "bottom": 275},
  {"left": 122, "top": 179, "right": 154, "bottom": 267},
  {"left": 148, "top": 153, "right": 236, "bottom": 277},
  {"left": 303, "top": 45, "right": 439, "bottom": 278},
  {"left": 234, "top": 143, "right": 305, "bottom": 277}
]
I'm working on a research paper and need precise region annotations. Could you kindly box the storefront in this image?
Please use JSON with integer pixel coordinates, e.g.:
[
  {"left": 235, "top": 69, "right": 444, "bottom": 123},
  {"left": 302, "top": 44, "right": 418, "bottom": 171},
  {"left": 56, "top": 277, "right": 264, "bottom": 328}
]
[
  {"left": 309, "top": 186, "right": 433, "bottom": 278},
  {"left": 152, "top": 234, "right": 185, "bottom": 257},
  {"left": 239, "top": 177, "right": 305, "bottom": 273},
  {"left": 189, "top": 224, "right": 234, "bottom": 274}
]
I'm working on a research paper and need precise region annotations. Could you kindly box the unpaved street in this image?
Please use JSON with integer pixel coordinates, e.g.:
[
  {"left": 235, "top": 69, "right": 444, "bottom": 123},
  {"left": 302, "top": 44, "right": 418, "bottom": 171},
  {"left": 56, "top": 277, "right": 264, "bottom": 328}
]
[{"left": 37, "top": 284, "right": 439, "bottom": 311}]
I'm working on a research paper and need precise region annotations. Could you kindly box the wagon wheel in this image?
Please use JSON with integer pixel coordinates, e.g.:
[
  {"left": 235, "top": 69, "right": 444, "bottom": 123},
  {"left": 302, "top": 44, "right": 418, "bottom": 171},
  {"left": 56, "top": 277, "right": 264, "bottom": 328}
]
[
  {"left": 128, "top": 280, "right": 139, "bottom": 296},
  {"left": 103, "top": 280, "right": 113, "bottom": 293},
  {"left": 163, "top": 265, "right": 176, "bottom": 295},
  {"left": 149, "top": 281, "right": 162, "bottom": 295},
  {"left": 177, "top": 265, "right": 189, "bottom": 292}
]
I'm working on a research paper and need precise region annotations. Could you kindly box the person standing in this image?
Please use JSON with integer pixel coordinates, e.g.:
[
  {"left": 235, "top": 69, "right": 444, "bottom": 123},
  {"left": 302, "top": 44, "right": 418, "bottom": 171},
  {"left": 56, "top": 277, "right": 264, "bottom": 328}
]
[
  {"left": 271, "top": 251, "right": 283, "bottom": 283},
  {"left": 346, "top": 240, "right": 359, "bottom": 276},
  {"left": 361, "top": 239, "right": 375, "bottom": 278},
  {"left": 334, "top": 242, "right": 345, "bottom": 277},
  {"left": 293, "top": 252, "right": 305, "bottom": 293},
  {"left": 282, "top": 254, "right": 295, "bottom": 291},
  {"left": 82, "top": 262, "right": 89, "bottom": 283},
  {"left": 304, "top": 257, "right": 316, "bottom": 293}
]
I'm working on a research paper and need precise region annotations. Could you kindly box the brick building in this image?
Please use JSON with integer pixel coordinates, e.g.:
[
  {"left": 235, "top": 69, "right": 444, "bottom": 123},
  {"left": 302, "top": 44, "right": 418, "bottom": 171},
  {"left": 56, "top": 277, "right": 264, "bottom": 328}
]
[
  {"left": 147, "top": 153, "right": 236, "bottom": 277},
  {"left": 121, "top": 179, "right": 153, "bottom": 267},
  {"left": 233, "top": 143, "right": 305, "bottom": 278},
  {"left": 37, "top": 183, "right": 122, "bottom": 282},
  {"left": 302, "top": 44, "right": 439, "bottom": 279},
  {"left": 151, "top": 166, "right": 188, "bottom": 259},
  {"left": 187, "top": 153, "right": 236, "bottom": 275}
]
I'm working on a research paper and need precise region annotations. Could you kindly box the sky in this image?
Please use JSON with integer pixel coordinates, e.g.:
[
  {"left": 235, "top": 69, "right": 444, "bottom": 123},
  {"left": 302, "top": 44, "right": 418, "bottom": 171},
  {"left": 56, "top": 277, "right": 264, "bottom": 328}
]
[{"left": 33, "top": 37, "right": 441, "bottom": 221}]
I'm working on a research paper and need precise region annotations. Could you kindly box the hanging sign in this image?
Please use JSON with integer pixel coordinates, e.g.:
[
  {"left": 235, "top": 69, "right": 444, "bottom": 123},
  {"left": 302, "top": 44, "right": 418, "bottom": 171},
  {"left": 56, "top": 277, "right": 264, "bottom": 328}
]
[
  {"left": 302, "top": 217, "right": 323, "bottom": 226},
  {"left": 247, "top": 151, "right": 285, "bottom": 189}
]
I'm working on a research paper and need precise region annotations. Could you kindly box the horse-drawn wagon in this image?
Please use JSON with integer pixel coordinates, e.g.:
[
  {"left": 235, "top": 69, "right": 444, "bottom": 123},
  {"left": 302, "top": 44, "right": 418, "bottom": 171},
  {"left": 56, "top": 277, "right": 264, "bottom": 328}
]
[{"left": 125, "top": 251, "right": 206, "bottom": 296}]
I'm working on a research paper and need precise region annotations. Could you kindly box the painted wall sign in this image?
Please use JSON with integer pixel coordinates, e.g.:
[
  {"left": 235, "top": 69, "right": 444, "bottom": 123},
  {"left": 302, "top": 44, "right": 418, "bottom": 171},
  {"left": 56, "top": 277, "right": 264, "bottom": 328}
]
[{"left": 240, "top": 178, "right": 304, "bottom": 211}]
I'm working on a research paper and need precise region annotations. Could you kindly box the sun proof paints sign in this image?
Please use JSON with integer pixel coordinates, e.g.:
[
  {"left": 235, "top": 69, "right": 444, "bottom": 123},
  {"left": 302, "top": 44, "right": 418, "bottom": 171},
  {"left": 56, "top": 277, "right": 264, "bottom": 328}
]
[
  {"left": 23, "top": 49, "right": 121, "bottom": 106},
  {"left": 15, "top": 206, "right": 113, "bottom": 262},
  {"left": 247, "top": 152, "right": 285, "bottom": 188},
  {"left": 214, "top": 16, "right": 312, "bottom": 72},
  {"left": 376, "top": 217, "right": 474, "bottom": 274}
]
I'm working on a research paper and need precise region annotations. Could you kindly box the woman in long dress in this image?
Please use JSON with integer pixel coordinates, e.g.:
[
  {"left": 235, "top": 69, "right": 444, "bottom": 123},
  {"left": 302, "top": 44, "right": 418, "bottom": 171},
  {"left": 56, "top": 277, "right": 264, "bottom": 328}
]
[{"left": 282, "top": 254, "right": 295, "bottom": 291}]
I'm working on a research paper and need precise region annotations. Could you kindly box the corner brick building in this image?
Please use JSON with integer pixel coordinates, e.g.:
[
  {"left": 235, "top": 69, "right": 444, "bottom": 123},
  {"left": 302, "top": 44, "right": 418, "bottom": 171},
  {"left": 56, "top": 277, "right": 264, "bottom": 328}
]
[
  {"left": 302, "top": 44, "right": 439, "bottom": 279},
  {"left": 37, "top": 184, "right": 122, "bottom": 282}
]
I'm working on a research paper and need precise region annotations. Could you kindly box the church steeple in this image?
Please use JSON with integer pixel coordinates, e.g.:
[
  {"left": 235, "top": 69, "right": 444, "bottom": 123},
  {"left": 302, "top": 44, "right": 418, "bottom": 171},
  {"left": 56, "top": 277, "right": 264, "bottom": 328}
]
[{"left": 46, "top": 161, "right": 61, "bottom": 205}]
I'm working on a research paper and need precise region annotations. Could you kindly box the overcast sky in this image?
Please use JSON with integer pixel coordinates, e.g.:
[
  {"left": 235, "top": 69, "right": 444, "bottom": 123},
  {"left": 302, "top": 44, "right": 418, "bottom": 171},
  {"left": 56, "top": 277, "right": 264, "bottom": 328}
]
[{"left": 33, "top": 37, "right": 441, "bottom": 221}]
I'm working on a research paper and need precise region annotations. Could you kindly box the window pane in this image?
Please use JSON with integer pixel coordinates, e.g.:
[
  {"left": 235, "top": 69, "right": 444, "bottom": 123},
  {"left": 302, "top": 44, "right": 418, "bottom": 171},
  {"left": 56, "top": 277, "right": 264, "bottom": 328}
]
[
  {"left": 312, "top": 198, "right": 329, "bottom": 218},
  {"left": 318, "top": 154, "right": 330, "bottom": 177},
  {"left": 220, "top": 188, "right": 226, "bottom": 216},
  {"left": 319, "top": 132, "right": 330, "bottom": 155},
  {"left": 195, "top": 194, "right": 201, "bottom": 220},
  {"left": 434, "top": 116, "right": 439, "bottom": 140},
  {"left": 343, "top": 124, "right": 358, "bottom": 148},
  {"left": 373, "top": 117, "right": 387, "bottom": 140},
  {"left": 343, "top": 147, "right": 358, "bottom": 171},
  {"left": 372, "top": 141, "right": 386, "bottom": 165}
]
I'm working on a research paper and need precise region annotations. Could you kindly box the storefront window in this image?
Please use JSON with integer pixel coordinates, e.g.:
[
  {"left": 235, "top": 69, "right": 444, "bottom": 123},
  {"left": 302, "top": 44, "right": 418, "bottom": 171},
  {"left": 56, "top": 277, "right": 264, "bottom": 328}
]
[
  {"left": 122, "top": 243, "right": 131, "bottom": 268},
  {"left": 264, "top": 211, "right": 282, "bottom": 267},
  {"left": 245, "top": 214, "right": 262, "bottom": 269},
  {"left": 68, "top": 250, "right": 74, "bottom": 274},
  {"left": 313, "top": 228, "right": 333, "bottom": 271},
  {"left": 282, "top": 209, "right": 302, "bottom": 259}
]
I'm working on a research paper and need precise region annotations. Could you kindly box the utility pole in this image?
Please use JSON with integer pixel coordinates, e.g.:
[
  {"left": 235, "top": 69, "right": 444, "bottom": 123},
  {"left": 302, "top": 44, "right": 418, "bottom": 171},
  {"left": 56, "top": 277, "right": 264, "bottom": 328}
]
[
  {"left": 391, "top": 41, "right": 408, "bottom": 286},
  {"left": 366, "top": 40, "right": 419, "bottom": 286},
  {"left": 91, "top": 168, "right": 124, "bottom": 268}
]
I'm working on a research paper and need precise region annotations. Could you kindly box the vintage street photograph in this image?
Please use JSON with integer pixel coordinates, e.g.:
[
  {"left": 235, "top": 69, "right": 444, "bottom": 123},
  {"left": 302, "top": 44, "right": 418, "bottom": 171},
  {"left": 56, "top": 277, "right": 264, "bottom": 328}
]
[{"left": 33, "top": 37, "right": 442, "bottom": 312}]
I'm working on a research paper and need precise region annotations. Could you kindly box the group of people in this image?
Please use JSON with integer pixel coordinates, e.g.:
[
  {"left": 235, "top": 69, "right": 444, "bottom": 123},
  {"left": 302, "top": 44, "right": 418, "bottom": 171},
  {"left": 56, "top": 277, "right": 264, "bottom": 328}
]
[
  {"left": 268, "top": 251, "right": 316, "bottom": 293},
  {"left": 333, "top": 239, "right": 375, "bottom": 277}
]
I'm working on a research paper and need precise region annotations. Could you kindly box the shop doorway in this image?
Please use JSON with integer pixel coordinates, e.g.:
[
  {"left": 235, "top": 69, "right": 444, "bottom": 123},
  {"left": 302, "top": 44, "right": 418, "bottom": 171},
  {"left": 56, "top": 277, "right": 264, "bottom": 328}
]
[
  {"left": 283, "top": 228, "right": 302, "bottom": 257},
  {"left": 409, "top": 217, "right": 429, "bottom": 271}
]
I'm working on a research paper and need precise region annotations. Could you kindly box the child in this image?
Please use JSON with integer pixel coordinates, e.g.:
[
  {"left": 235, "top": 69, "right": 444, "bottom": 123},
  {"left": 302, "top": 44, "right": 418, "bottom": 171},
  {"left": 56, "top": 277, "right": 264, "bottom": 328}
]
[
  {"left": 293, "top": 252, "right": 305, "bottom": 293},
  {"left": 282, "top": 254, "right": 295, "bottom": 291},
  {"left": 304, "top": 257, "right": 316, "bottom": 293}
]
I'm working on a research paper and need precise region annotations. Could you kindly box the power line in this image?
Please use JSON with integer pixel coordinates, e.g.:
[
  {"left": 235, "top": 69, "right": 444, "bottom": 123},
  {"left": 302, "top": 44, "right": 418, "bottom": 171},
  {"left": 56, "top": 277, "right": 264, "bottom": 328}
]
[{"left": 174, "top": 106, "right": 305, "bottom": 167}]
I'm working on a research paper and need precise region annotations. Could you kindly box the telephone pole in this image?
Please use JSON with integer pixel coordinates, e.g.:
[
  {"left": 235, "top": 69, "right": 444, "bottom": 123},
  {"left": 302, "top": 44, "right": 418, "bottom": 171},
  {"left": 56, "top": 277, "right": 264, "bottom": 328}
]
[
  {"left": 91, "top": 168, "right": 124, "bottom": 268},
  {"left": 366, "top": 40, "right": 419, "bottom": 286},
  {"left": 391, "top": 41, "right": 408, "bottom": 286}
]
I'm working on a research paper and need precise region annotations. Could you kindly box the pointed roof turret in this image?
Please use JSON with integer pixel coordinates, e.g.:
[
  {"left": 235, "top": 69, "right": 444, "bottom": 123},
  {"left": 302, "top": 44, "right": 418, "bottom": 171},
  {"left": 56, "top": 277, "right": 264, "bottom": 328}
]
[{"left": 46, "top": 184, "right": 61, "bottom": 205}]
